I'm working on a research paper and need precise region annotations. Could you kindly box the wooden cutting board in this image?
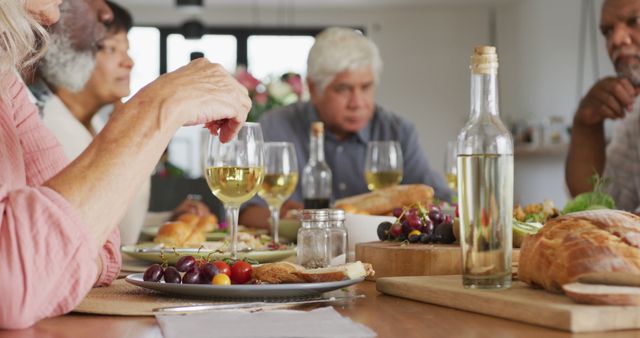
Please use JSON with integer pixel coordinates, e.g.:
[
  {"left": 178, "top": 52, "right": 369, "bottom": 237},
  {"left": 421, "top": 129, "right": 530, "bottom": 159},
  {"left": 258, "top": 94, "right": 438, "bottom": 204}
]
[
  {"left": 376, "top": 275, "right": 640, "bottom": 333},
  {"left": 355, "top": 241, "right": 520, "bottom": 280}
]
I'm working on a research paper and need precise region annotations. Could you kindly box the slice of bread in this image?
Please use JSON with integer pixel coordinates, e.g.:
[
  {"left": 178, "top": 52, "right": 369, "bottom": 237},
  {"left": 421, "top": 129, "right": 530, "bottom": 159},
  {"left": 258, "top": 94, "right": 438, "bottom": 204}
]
[
  {"left": 252, "top": 261, "right": 375, "bottom": 284},
  {"left": 296, "top": 261, "right": 374, "bottom": 283},
  {"left": 562, "top": 282, "right": 640, "bottom": 305}
]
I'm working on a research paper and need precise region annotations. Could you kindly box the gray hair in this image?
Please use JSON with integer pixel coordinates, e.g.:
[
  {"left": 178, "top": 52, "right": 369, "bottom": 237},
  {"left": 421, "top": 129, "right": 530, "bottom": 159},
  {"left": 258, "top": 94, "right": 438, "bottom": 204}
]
[
  {"left": 38, "top": 1, "right": 95, "bottom": 92},
  {"left": 0, "top": 0, "right": 48, "bottom": 79},
  {"left": 307, "top": 27, "right": 383, "bottom": 95}
]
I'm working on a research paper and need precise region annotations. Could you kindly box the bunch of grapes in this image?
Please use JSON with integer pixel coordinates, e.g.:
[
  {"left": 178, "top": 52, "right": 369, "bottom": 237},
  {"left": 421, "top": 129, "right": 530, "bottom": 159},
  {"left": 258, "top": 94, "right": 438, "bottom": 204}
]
[
  {"left": 376, "top": 203, "right": 456, "bottom": 244},
  {"left": 142, "top": 255, "right": 253, "bottom": 285}
]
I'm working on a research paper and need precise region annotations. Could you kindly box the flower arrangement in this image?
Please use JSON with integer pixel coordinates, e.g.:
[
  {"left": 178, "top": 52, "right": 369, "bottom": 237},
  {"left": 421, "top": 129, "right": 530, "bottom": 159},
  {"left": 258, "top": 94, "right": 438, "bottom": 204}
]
[{"left": 234, "top": 66, "right": 307, "bottom": 122}]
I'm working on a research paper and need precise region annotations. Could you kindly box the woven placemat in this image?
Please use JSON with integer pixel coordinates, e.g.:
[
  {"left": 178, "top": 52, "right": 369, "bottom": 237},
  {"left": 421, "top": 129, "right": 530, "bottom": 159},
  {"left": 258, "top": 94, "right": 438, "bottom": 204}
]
[{"left": 73, "top": 279, "right": 229, "bottom": 316}]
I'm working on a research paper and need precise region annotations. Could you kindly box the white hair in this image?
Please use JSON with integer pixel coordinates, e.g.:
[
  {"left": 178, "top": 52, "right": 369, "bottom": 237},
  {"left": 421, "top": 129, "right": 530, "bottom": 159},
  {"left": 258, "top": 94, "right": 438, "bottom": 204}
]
[
  {"left": 307, "top": 27, "right": 383, "bottom": 95},
  {"left": 38, "top": 1, "right": 95, "bottom": 92},
  {"left": 0, "top": 0, "right": 48, "bottom": 79}
]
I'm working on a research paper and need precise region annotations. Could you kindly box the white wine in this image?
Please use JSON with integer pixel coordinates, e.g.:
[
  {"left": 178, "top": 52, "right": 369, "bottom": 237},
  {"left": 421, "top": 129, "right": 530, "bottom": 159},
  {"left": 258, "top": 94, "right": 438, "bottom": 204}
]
[
  {"left": 457, "top": 154, "right": 513, "bottom": 287},
  {"left": 259, "top": 172, "right": 299, "bottom": 206},
  {"left": 205, "top": 166, "right": 264, "bottom": 206},
  {"left": 446, "top": 173, "right": 457, "bottom": 191},
  {"left": 364, "top": 170, "right": 403, "bottom": 191}
]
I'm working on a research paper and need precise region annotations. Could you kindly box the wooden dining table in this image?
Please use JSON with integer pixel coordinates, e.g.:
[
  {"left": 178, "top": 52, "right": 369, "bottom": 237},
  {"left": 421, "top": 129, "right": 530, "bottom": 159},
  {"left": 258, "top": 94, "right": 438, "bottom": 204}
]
[{"left": 0, "top": 281, "right": 638, "bottom": 338}]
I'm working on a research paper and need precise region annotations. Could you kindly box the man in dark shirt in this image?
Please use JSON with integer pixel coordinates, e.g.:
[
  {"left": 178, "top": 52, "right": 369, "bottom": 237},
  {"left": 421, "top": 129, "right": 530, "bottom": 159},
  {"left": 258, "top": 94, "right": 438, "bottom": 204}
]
[{"left": 240, "top": 27, "right": 451, "bottom": 228}]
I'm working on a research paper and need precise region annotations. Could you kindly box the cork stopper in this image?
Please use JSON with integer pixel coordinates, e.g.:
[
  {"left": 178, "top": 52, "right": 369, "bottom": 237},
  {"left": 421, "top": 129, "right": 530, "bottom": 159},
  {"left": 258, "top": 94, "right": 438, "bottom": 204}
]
[
  {"left": 470, "top": 45, "right": 498, "bottom": 75},
  {"left": 311, "top": 122, "right": 324, "bottom": 136}
]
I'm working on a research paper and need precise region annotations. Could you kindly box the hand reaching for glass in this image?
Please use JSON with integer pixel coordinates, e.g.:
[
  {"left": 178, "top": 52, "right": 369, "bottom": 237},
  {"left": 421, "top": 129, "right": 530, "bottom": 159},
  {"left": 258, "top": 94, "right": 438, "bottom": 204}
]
[{"left": 127, "top": 58, "right": 251, "bottom": 142}]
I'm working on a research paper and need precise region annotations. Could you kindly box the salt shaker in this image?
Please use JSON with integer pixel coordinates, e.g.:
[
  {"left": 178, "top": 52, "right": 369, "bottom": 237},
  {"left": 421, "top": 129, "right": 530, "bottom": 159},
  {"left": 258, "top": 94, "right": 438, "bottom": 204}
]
[
  {"left": 297, "top": 209, "right": 330, "bottom": 269},
  {"left": 328, "top": 209, "right": 347, "bottom": 265}
]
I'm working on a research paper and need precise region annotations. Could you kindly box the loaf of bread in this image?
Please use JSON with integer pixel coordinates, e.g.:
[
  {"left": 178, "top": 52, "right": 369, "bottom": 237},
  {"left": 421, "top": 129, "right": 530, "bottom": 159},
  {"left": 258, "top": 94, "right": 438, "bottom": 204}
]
[
  {"left": 252, "top": 261, "right": 375, "bottom": 284},
  {"left": 518, "top": 209, "right": 640, "bottom": 293},
  {"left": 335, "top": 184, "right": 434, "bottom": 215},
  {"left": 153, "top": 221, "right": 206, "bottom": 247}
]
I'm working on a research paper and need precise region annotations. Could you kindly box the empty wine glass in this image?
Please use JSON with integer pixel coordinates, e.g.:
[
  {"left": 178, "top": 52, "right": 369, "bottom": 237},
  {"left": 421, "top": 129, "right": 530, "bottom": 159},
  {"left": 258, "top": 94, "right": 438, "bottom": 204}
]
[
  {"left": 203, "top": 122, "right": 264, "bottom": 259},
  {"left": 364, "top": 141, "right": 403, "bottom": 191},
  {"left": 258, "top": 142, "right": 299, "bottom": 244}
]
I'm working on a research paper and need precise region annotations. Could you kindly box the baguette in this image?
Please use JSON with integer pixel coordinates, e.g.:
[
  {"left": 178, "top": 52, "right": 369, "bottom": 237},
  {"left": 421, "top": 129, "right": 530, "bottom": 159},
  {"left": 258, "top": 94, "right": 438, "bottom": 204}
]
[{"left": 335, "top": 184, "right": 434, "bottom": 215}]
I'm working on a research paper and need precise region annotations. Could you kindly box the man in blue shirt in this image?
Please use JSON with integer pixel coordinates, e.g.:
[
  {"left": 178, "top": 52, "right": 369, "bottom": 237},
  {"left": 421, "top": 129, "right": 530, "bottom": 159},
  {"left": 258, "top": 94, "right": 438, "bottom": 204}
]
[{"left": 239, "top": 27, "right": 451, "bottom": 228}]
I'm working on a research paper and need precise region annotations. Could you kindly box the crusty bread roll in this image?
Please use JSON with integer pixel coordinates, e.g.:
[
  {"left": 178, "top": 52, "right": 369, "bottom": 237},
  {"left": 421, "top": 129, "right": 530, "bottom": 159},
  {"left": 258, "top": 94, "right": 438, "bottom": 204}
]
[
  {"left": 519, "top": 209, "right": 640, "bottom": 293},
  {"left": 177, "top": 213, "right": 219, "bottom": 232},
  {"left": 334, "top": 184, "right": 434, "bottom": 216},
  {"left": 153, "top": 221, "right": 206, "bottom": 247}
]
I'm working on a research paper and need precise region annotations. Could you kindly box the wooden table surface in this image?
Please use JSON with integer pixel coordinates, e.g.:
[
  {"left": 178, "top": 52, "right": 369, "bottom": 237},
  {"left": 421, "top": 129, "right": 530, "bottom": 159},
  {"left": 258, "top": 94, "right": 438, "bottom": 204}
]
[{"left": 1, "top": 281, "right": 639, "bottom": 338}]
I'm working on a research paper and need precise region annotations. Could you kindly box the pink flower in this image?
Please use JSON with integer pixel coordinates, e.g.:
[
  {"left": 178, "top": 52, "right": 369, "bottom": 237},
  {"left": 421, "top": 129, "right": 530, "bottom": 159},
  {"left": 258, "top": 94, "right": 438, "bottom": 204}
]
[{"left": 235, "top": 67, "right": 261, "bottom": 92}]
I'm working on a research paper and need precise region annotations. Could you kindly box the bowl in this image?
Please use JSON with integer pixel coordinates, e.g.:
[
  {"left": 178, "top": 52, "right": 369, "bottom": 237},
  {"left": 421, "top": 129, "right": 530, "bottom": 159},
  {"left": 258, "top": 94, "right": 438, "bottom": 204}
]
[
  {"left": 278, "top": 218, "right": 301, "bottom": 243},
  {"left": 344, "top": 213, "right": 395, "bottom": 257}
]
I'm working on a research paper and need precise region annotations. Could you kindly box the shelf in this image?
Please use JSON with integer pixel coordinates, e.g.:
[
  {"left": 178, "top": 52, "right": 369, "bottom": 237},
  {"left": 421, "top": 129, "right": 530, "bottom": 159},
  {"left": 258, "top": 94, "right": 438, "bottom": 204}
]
[{"left": 514, "top": 143, "right": 569, "bottom": 157}]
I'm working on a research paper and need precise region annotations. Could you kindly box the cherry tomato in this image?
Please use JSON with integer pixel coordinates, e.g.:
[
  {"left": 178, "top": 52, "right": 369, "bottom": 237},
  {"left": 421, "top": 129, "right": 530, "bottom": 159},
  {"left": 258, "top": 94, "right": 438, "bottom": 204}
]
[
  {"left": 213, "top": 261, "right": 231, "bottom": 277},
  {"left": 212, "top": 273, "right": 231, "bottom": 285},
  {"left": 230, "top": 261, "right": 253, "bottom": 284}
]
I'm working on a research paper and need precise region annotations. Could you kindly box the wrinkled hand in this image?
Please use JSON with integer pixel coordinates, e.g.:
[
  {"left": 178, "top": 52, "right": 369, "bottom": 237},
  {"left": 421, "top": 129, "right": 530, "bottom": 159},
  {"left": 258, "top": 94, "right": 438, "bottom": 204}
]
[
  {"left": 280, "top": 200, "right": 303, "bottom": 219},
  {"left": 131, "top": 58, "right": 251, "bottom": 142},
  {"left": 575, "top": 77, "right": 639, "bottom": 126},
  {"left": 172, "top": 198, "right": 212, "bottom": 218}
]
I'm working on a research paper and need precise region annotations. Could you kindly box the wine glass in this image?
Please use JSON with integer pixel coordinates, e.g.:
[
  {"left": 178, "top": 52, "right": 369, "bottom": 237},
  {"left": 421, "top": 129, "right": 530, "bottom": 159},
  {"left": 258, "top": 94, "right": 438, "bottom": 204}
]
[
  {"left": 444, "top": 141, "right": 458, "bottom": 191},
  {"left": 203, "top": 122, "right": 264, "bottom": 259},
  {"left": 258, "top": 142, "right": 299, "bottom": 244},
  {"left": 364, "top": 141, "right": 403, "bottom": 191}
]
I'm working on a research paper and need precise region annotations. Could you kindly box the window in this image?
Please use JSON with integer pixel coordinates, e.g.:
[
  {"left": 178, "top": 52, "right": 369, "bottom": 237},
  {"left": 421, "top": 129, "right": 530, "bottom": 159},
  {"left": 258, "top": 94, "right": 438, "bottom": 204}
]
[
  {"left": 247, "top": 35, "right": 315, "bottom": 80},
  {"left": 127, "top": 27, "right": 160, "bottom": 99},
  {"left": 167, "top": 34, "right": 237, "bottom": 73}
]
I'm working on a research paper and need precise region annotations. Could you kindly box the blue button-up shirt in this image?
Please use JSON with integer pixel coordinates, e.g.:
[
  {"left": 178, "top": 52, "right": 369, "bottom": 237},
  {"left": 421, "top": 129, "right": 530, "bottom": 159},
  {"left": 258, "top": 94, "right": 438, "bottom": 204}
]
[{"left": 249, "top": 101, "right": 452, "bottom": 207}]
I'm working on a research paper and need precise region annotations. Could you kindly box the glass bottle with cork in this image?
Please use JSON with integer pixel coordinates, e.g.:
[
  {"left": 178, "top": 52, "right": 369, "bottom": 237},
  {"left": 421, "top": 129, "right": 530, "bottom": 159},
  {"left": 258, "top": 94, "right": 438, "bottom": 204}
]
[
  {"left": 302, "top": 122, "right": 332, "bottom": 209},
  {"left": 456, "top": 46, "right": 514, "bottom": 289}
]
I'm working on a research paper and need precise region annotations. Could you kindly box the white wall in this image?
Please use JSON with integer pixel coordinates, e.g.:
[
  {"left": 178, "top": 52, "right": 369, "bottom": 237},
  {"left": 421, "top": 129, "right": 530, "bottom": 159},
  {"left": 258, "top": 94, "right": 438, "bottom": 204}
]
[
  {"left": 496, "top": 0, "right": 614, "bottom": 207},
  {"left": 125, "top": 4, "right": 491, "bottom": 184}
]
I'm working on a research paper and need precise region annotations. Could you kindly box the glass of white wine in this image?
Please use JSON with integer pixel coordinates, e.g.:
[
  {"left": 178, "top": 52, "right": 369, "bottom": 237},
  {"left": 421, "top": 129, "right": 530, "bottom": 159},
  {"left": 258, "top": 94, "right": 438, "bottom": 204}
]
[
  {"left": 364, "top": 141, "right": 403, "bottom": 191},
  {"left": 203, "top": 122, "right": 264, "bottom": 259},
  {"left": 258, "top": 142, "right": 299, "bottom": 244},
  {"left": 445, "top": 141, "right": 458, "bottom": 193}
]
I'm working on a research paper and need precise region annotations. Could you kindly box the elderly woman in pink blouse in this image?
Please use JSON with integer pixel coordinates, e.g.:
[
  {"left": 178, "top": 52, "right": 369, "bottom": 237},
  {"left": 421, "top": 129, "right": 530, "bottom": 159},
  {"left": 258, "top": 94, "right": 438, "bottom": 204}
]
[{"left": 0, "top": 0, "right": 250, "bottom": 330}]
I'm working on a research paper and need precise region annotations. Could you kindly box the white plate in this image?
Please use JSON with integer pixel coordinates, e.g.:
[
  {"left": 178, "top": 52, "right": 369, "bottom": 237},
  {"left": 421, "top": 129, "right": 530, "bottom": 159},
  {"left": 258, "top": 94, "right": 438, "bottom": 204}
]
[
  {"left": 125, "top": 273, "right": 364, "bottom": 299},
  {"left": 121, "top": 242, "right": 296, "bottom": 264},
  {"left": 140, "top": 226, "right": 228, "bottom": 241}
]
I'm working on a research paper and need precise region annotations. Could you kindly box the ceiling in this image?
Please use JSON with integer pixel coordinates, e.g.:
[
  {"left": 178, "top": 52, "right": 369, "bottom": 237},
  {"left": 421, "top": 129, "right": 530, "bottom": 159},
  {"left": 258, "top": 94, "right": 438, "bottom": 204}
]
[{"left": 117, "top": 0, "right": 515, "bottom": 9}]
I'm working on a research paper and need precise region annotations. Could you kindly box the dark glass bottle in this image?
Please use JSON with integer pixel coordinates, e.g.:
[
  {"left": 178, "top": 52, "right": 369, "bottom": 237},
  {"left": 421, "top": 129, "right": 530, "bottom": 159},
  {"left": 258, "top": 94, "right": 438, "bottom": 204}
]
[{"left": 302, "top": 122, "right": 332, "bottom": 209}]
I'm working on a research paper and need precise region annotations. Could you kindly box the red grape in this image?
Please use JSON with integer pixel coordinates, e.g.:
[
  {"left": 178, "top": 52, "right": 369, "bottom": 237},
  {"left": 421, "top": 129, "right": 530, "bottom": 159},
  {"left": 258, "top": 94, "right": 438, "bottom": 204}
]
[
  {"left": 182, "top": 268, "right": 201, "bottom": 284},
  {"left": 200, "top": 263, "right": 219, "bottom": 283},
  {"left": 143, "top": 264, "right": 164, "bottom": 282},
  {"left": 175, "top": 255, "right": 196, "bottom": 272},
  {"left": 163, "top": 266, "right": 181, "bottom": 284}
]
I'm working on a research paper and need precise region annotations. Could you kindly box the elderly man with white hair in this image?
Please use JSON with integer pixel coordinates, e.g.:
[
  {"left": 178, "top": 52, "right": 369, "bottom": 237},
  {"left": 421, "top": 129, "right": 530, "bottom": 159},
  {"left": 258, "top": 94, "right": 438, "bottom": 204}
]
[{"left": 240, "top": 27, "right": 451, "bottom": 228}]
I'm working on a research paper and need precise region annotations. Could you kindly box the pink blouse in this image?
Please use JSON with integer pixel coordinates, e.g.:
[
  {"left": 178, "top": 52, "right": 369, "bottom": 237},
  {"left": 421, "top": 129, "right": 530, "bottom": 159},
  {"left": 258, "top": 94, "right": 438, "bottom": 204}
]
[{"left": 0, "top": 73, "right": 121, "bottom": 329}]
